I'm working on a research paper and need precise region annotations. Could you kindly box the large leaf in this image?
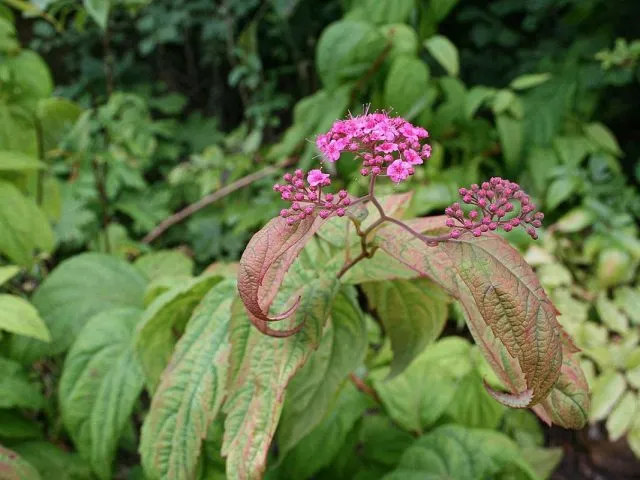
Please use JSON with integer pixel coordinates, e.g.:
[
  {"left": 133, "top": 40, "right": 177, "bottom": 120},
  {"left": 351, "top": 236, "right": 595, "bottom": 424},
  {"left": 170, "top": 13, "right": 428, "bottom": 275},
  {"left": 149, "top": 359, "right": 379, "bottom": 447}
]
[
  {"left": 382, "top": 425, "right": 537, "bottom": 480},
  {"left": 83, "top": 0, "right": 110, "bottom": 29},
  {"left": 59, "top": 307, "right": 145, "bottom": 480},
  {"left": 0, "top": 294, "right": 50, "bottom": 342},
  {"left": 36, "top": 97, "right": 83, "bottom": 154},
  {"left": 134, "top": 249, "right": 194, "bottom": 281},
  {"left": 10, "top": 442, "right": 92, "bottom": 480},
  {"left": 237, "top": 215, "right": 329, "bottom": 337},
  {"left": 375, "top": 217, "right": 563, "bottom": 409},
  {"left": 135, "top": 274, "right": 223, "bottom": 392},
  {"left": 9, "top": 253, "right": 146, "bottom": 364},
  {"left": 140, "top": 281, "right": 236, "bottom": 480},
  {"left": 0, "top": 265, "right": 20, "bottom": 286},
  {"left": 0, "top": 150, "right": 45, "bottom": 172},
  {"left": 0, "top": 357, "right": 44, "bottom": 410},
  {"left": 277, "top": 286, "right": 367, "bottom": 456},
  {"left": 223, "top": 244, "right": 340, "bottom": 480},
  {"left": 0, "top": 411, "right": 43, "bottom": 440},
  {"left": 384, "top": 55, "right": 431, "bottom": 117},
  {"left": 363, "top": 278, "right": 448, "bottom": 378},
  {"left": 0, "top": 445, "right": 41, "bottom": 480},
  {"left": 348, "top": 0, "right": 414, "bottom": 25},
  {"left": 424, "top": 35, "right": 459, "bottom": 76}
]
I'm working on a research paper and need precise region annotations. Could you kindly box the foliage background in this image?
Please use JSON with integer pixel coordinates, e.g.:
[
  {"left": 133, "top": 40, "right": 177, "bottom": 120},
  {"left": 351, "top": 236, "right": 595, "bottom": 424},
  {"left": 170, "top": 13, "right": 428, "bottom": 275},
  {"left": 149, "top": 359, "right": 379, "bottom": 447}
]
[{"left": 0, "top": 0, "right": 639, "bottom": 479}]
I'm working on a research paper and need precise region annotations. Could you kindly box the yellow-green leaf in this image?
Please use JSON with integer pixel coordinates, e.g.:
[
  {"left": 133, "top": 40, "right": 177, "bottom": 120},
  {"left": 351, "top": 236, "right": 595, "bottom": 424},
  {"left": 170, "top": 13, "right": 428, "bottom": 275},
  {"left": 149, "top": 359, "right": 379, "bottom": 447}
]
[{"left": 0, "top": 294, "right": 50, "bottom": 342}]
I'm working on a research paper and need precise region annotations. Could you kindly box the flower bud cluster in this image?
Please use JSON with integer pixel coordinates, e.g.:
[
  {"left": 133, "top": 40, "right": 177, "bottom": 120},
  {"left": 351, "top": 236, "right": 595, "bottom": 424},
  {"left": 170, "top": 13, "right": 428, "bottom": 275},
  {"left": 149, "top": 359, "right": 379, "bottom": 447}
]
[
  {"left": 273, "top": 169, "right": 350, "bottom": 225},
  {"left": 445, "top": 177, "right": 544, "bottom": 240}
]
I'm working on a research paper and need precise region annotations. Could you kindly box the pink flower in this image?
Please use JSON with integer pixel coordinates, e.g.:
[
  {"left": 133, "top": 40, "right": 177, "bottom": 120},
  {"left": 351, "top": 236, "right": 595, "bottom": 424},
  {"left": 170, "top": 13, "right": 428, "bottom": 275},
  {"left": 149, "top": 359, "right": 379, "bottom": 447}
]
[
  {"left": 376, "top": 142, "right": 398, "bottom": 153},
  {"left": 387, "top": 160, "right": 412, "bottom": 183},
  {"left": 307, "top": 169, "right": 330, "bottom": 187},
  {"left": 403, "top": 149, "right": 423, "bottom": 165}
]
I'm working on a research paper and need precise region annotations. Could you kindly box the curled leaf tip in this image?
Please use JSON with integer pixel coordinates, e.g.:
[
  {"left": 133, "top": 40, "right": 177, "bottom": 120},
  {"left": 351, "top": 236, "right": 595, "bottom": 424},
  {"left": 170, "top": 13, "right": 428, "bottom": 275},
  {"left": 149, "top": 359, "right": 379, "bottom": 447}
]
[
  {"left": 251, "top": 318, "right": 304, "bottom": 338},
  {"left": 264, "top": 296, "right": 301, "bottom": 322},
  {"left": 483, "top": 380, "right": 534, "bottom": 408}
]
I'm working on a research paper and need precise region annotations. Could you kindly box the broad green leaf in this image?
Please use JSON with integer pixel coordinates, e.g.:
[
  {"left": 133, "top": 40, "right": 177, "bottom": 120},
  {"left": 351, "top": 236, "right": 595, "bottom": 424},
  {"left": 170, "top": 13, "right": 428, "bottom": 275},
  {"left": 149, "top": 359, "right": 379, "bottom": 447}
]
[
  {"left": 492, "top": 89, "right": 516, "bottom": 113},
  {"left": 6, "top": 50, "right": 53, "bottom": 100},
  {"left": 134, "top": 249, "right": 194, "bottom": 280},
  {"left": 0, "top": 445, "right": 41, "bottom": 480},
  {"left": 36, "top": 98, "right": 83, "bottom": 153},
  {"left": 357, "top": 415, "right": 415, "bottom": 470},
  {"left": 223, "top": 248, "right": 340, "bottom": 480},
  {"left": 384, "top": 56, "right": 430, "bottom": 117},
  {"left": 382, "top": 425, "right": 537, "bottom": 480},
  {"left": 596, "top": 293, "right": 628, "bottom": 334},
  {"left": 0, "top": 357, "right": 44, "bottom": 410},
  {"left": 342, "top": 249, "right": 419, "bottom": 284},
  {"left": 0, "top": 265, "right": 19, "bottom": 286},
  {"left": 277, "top": 286, "right": 367, "bottom": 455},
  {"left": 520, "top": 447, "right": 563, "bottom": 480},
  {"left": 615, "top": 287, "right": 640, "bottom": 325},
  {"left": 596, "top": 248, "right": 632, "bottom": 288},
  {"left": 537, "top": 263, "right": 572, "bottom": 290},
  {"left": 135, "top": 274, "right": 223, "bottom": 392},
  {"left": 140, "top": 281, "right": 236, "bottom": 480},
  {"left": 0, "top": 150, "right": 45, "bottom": 171},
  {"left": 316, "top": 20, "right": 386, "bottom": 89},
  {"left": 606, "top": 391, "right": 637, "bottom": 441},
  {"left": 9, "top": 253, "right": 146, "bottom": 364},
  {"left": 0, "top": 181, "right": 54, "bottom": 267},
  {"left": 0, "top": 294, "right": 50, "bottom": 341},
  {"left": 362, "top": 278, "right": 448, "bottom": 378},
  {"left": 197, "top": 419, "right": 226, "bottom": 480},
  {"left": 424, "top": 35, "right": 459, "bottom": 76},
  {"left": 589, "top": 371, "right": 626, "bottom": 422},
  {"left": 465, "top": 86, "right": 495, "bottom": 119},
  {"left": 584, "top": 122, "right": 622, "bottom": 156},
  {"left": 372, "top": 337, "right": 473, "bottom": 433},
  {"left": 347, "top": 0, "right": 414, "bottom": 25},
  {"left": 379, "top": 24, "right": 418, "bottom": 59},
  {"left": 277, "top": 384, "right": 371, "bottom": 479},
  {"left": 59, "top": 307, "right": 145, "bottom": 480},
  {"left": 553, "top": 136, "right": 591, "bottom": 166},
  {"left": 445, "top": 369, "right": 506, "bottom": 429},
  {"left": 501, "top": 409, "right": 544, "bottom": 448},
  {"left": 376, "top": 218, "right": 563, "bottom": 409},
  {"left": 546, "top": 176, "right": 579, "bottom": 211},
  {"left": 10, "top": 441, "right": 92, "bottom": 480},
  {"left": 0, "top": 410, "right": 43, "bottom": 440},
  {"left": 83, "top": 0, "right": 110, "bottom": 29},
  {"left": 554, "top": 208, "right": 595, "bottom": 233},
  {"left": 510, "top": 73, "right": 552, "bottom": 90},
  {"left": 496, "top": 114, "right": 523, "bottom": 171}
]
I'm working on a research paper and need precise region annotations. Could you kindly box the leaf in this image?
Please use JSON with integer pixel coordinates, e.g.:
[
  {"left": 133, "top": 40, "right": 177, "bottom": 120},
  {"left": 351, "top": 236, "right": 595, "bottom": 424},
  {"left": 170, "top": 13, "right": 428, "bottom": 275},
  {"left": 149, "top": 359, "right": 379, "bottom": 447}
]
[
  {"left": 496, "top": 114, "right": 523, "bottom": 171},
  {"left": 347, "top": 0, "right": 415, "bottom": 25},
  {"left": 223, "top": 246, "right": 340, "bottom": 480},
  {"left": 0, "top": 357, "right": 44, "bottom": 410},
  {"left": 83, "top": 0, "right": 110, "bottom": 29},
  {"left": 596, "top": 293, "right": 628, "bottom": 334},
  {"left": 277, "top": 383, "right": 371, "bottom": 479},
  {"left": 277, "top": 286, "right": 367, "bottom": 456},
  {"left": 589, "top": 371, "right": 627, "bottom": 422},
  {"left": 0, "top": 445, "right": 41, "bottom": 480},
  {"left": 134, "top": 250, "right": 194, "bottom": 281},
  {"left": 0, "top": 411, "right": 43, "bottom": 440},
  {"left": 615, "top": 287, "right": 640, "bottom": 325},
  {"left": 0, "top": 150, "right": 45, "bottom": 171},
  {"left": 316, "top": 20, "right": 386, "bottom": 89},
  {"left": 379, "top": 24, "right": 418, "bottom": 59},
  {"left": 9, "top": 253, "right": 146, "bottom": 364},
  {"left": 375, "top": 218, "right": 563, "bottom": 409},
  {"left": 372, "top": 337, "right": 473, "bottom": 433},
  {"left": 546, "top": 176, "right": 579, "bottom": 211},
  {"left": 237, "top": 215, "right": 330, "bottom": 337},
  {"left": 140, "top": 281, "right": 236, "bottom": 480},
  {"left": 465, "top": 86, "right": 495, "bottom": 119},
  {"left": 135, "top": 274, "right": 223, "bottom": 392},
  {"left": 36, "top": 98, "right": 83, "bottom": 154},
  {"left": 59, "top": 307, "right": 145, "bottom": 480},
  {"left": 0, "top": 181, "right": 54, "bottom": 267},
  {"left": 584, "top": 122, "right": 622, "bottom": 156},
  {"left": 0, "top": 294, "right": 50, "bottom": 342},
  {"left": 606, "top": 391, "right": 637, "bottom": 441},
  {"left": 362, "top": 278, "right": 448, "bottom": 378},
  {"left": 629, "top": 415, "right": 640, "bottom": 458},
  {"left": 510, "top": 73, "right": 552, "bottom": 90},
  {"left": 0, "top": 265, "right": 20, "bottom": 286},
  {"left": 424, "top": 35, "right": 459, "bottom": 76},
  {"left": 383, "top": 55, "right": 430, "bottom": 117},
  {"left": 6, "top": 50, "right": 53, "bottom": 100},
  {"left": 554, "top": 208, "right": 595, "bottom": 233},
  {"left": 446, "top": 369, "right": 506, "bottom": 429},
  {"left": 10, "top": 441, "right": 92, "bottom": 480},
  {"left": 520, "top": 447, "right": 563, "bottom": 480},
  {"left": 382, "top": 425, "right": 537, "bottom": 480}
]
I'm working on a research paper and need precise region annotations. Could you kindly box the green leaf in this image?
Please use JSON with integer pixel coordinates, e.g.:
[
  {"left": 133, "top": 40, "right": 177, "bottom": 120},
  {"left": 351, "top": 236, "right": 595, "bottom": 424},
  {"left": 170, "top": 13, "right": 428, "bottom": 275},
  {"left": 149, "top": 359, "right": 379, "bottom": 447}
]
[
  {"left": 0, "top": 265, "right": 20, "bottom": 286},
  {"left": 446, "top": 369, "right": 506, "bottom": 429},
  {"left": 546, "top": 176, "right": 579, "bottom": 211},
  {"left": 10, "top": 441, "right": 92, "bottom": 480},
  {"left": 629, "top": 415, "right": 640, "bottom": 458},
  {"left": 383, "top": 425, "right": 537, "bottom": 480},
  {"left": 554, "top": 208, "right": 595, "bottom": 233},
  {"left": 424, "top": 35, "right": 459, "bottom": 76},
  {"left": 140, "top": 281, "right": 236, "bottom": 480},
  {"left": 606, "top": 391, "right": 637, "bottom": 441},
  {"left": 0, "top": 357, "right": 44, "bottom": 410},
  {"left": 277, "top": 286, "right": 367, "bottom": 456},
  {"left": 36, "top": 98, "right": 83, "bottom": 153},
  {"left": 135, "top": 274, "right": 223, "bottom": 392},
  {"left": 384, "top": 55, "right": 430, "bottom": 117},
  {"left": 520, "top": 447, "right": 563, "bottom": 480},
  {"left": 589, "top": 371, "right": 626, "bottom": 422},
  {"left": 6, "top": 50, "right": 53, "bottom": 100},
  {"left": 553, "top": 136, "right": 591, "bottom": 166},
  {"left": 584, "top": 122, "right": 622, "bottom": 156},
  {"left": 465, "top": 86, "right": 495, "bottom": 119},
  {"left": 379, "top": 24, "right": 418, "bottom": 59},
  {"left": 372, "top": 337, "right": 473, "bottom": 433},
  {"left": 59, "top": 307, "right": 145, "bottom": 480},
  {"left": 510, "top": 73, "right": 552, "bottom": 90},
  {"left": 316, "top": 20, "right": 386, "bottom": 89},
  {"left": 0, "top": 294, "right": 50, "bottom": 342},
  {"left": 134, "top": 250, "right": 194, "bottom": 281},
  {"left": 615, "top": 287, "right": 640, "bottom": 325},
  {"left": 496, "top": 114, "right": 523, "bottom": 171},
  {"left": 0, "top": 150, "right": 45, "bottom": 171},
  {"left": 222, "top": 249, "right": 340, "bottom": 480},
  {"left": 0, "top": 410, "right": 43, "bottom": 440},
  {"left": 0, "top": 445, "right": 41, "bottom": 480},
  {"left": 9, "top": 253, "right": 146, "bottom": 364},
  {"left": 596, "top": 293, "right": 628, "bottom": 334},
  {"left": 83, "top": 0, "right": 110, "bottom": 29},
  {"left": 277, "top": 383, "right": 371, "bottom": 479},
  {"left": 501, "top": 409, "right": 544, "bottom": 448},
  {"left": 348, "top": 0, "right": 415, "bottom": 25},
  {"left": 362, "top": 278, "right": 448, "bottom": 378},
  {"left": 492, "top": 89, "right": 516, "bottom": 114}
]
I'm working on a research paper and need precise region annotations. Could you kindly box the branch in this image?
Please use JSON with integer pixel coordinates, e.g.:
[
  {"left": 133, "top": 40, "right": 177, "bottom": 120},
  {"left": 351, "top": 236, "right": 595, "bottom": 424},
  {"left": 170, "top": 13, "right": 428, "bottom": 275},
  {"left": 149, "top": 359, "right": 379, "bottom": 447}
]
[{"left": 142, "top": 159, "right": 295, "bottom": 244}]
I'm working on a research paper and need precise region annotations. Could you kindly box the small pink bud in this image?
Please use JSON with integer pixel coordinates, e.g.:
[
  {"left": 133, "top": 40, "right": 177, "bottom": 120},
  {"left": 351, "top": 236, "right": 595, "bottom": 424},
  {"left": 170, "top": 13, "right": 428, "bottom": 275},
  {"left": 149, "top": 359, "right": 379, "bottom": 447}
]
[
  {"left": 292, "top": 202, "right": 301, "bottom": 211},
  {"left": 534, "top": 212, "right": 544, "bottom": 220},
  {"left": 480, "top": 225, "right": 489, "bottom": 232},
  {"left": 450, "top": 230, "right": 461, "bottom": 239},
  {"left": 343, "top": 198, "right": 351, "bottom": 206},
  {"left": 489, "top": 222, "right": 498, "bottom": 230},
  {"left": 463, "top": 195, "right": 473, "bottom": 203},
  {"left": 472, "top": 228, "right": 482, "bottom": 237},
  {"left": 532, "top": 220, "right": 542, "bottom": 228},
  {"left": 295, "top": 193, "right": 304, "bottom": 201},
  {"left": 510, "top": 218, "right": 521, "bottom": 226},
  {"left": 284, "top": 173, "right": 292, "bottom": 182},
  {"left": 361, "top": 168, "right": 369, "bottom": 176},
  {"left": 469, "top": 210, "right": 479, "bottom": 220},
  {"left": 325, "top": 193, "right": 334, "bottom": 202},
  {"left": 503, "top": 224, "right": 513, "bottom": 232},
  {"left": 372, "top": 166, "right": 381, "bottom": 175},
  {"left": 482, "top": 182, "right": 490, "bottom": 190},
  {"left": 280, "top": 209, "right": 289, "bottom": 217},
  {"left": 459, "top": 188, "right": 467, "bottom": 195},
  {"left": 295, "top": 169, "right": 303, "bottom": 177},
  {"left": 286, "top": 217, "right": 296, "bottom": 225},
  {"left": 319, "top": 210, "right": 330, "bottom": 219},
  {"left": 336, "top": 208, "right": 345, "bottom": 217},
  {"left": 304, "top": 207, "right": 313, "bottom": 215},
  {"left": 338, "top": 190, "right": 347, "bottom": 199},
  {"left": 446, "top": 218, "right": 455, "bottom": 227},
  {"left": 478, "top": 199, "right": 487, "bottom": 208}
]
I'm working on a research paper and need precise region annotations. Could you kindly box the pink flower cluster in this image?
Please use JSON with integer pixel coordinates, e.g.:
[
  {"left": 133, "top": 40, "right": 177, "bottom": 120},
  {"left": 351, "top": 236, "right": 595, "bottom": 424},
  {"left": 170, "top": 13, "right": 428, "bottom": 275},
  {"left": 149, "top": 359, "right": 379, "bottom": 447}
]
[
  {"left": 273, "top": 169, "right": 350, "bottom": 225},
  {"left": 315, "top": 112, "right": 431, "bottom": 183},
  {"left": 445, "top": 177, "right": 544, "bottom": 240}
]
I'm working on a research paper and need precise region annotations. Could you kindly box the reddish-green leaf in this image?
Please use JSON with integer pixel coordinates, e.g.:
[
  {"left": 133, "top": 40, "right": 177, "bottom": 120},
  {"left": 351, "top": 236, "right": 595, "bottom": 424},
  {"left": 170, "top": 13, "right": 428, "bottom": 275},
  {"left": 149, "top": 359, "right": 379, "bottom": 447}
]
[{"left": 0, "top": 445, "right": 41, "bottom": 480}]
